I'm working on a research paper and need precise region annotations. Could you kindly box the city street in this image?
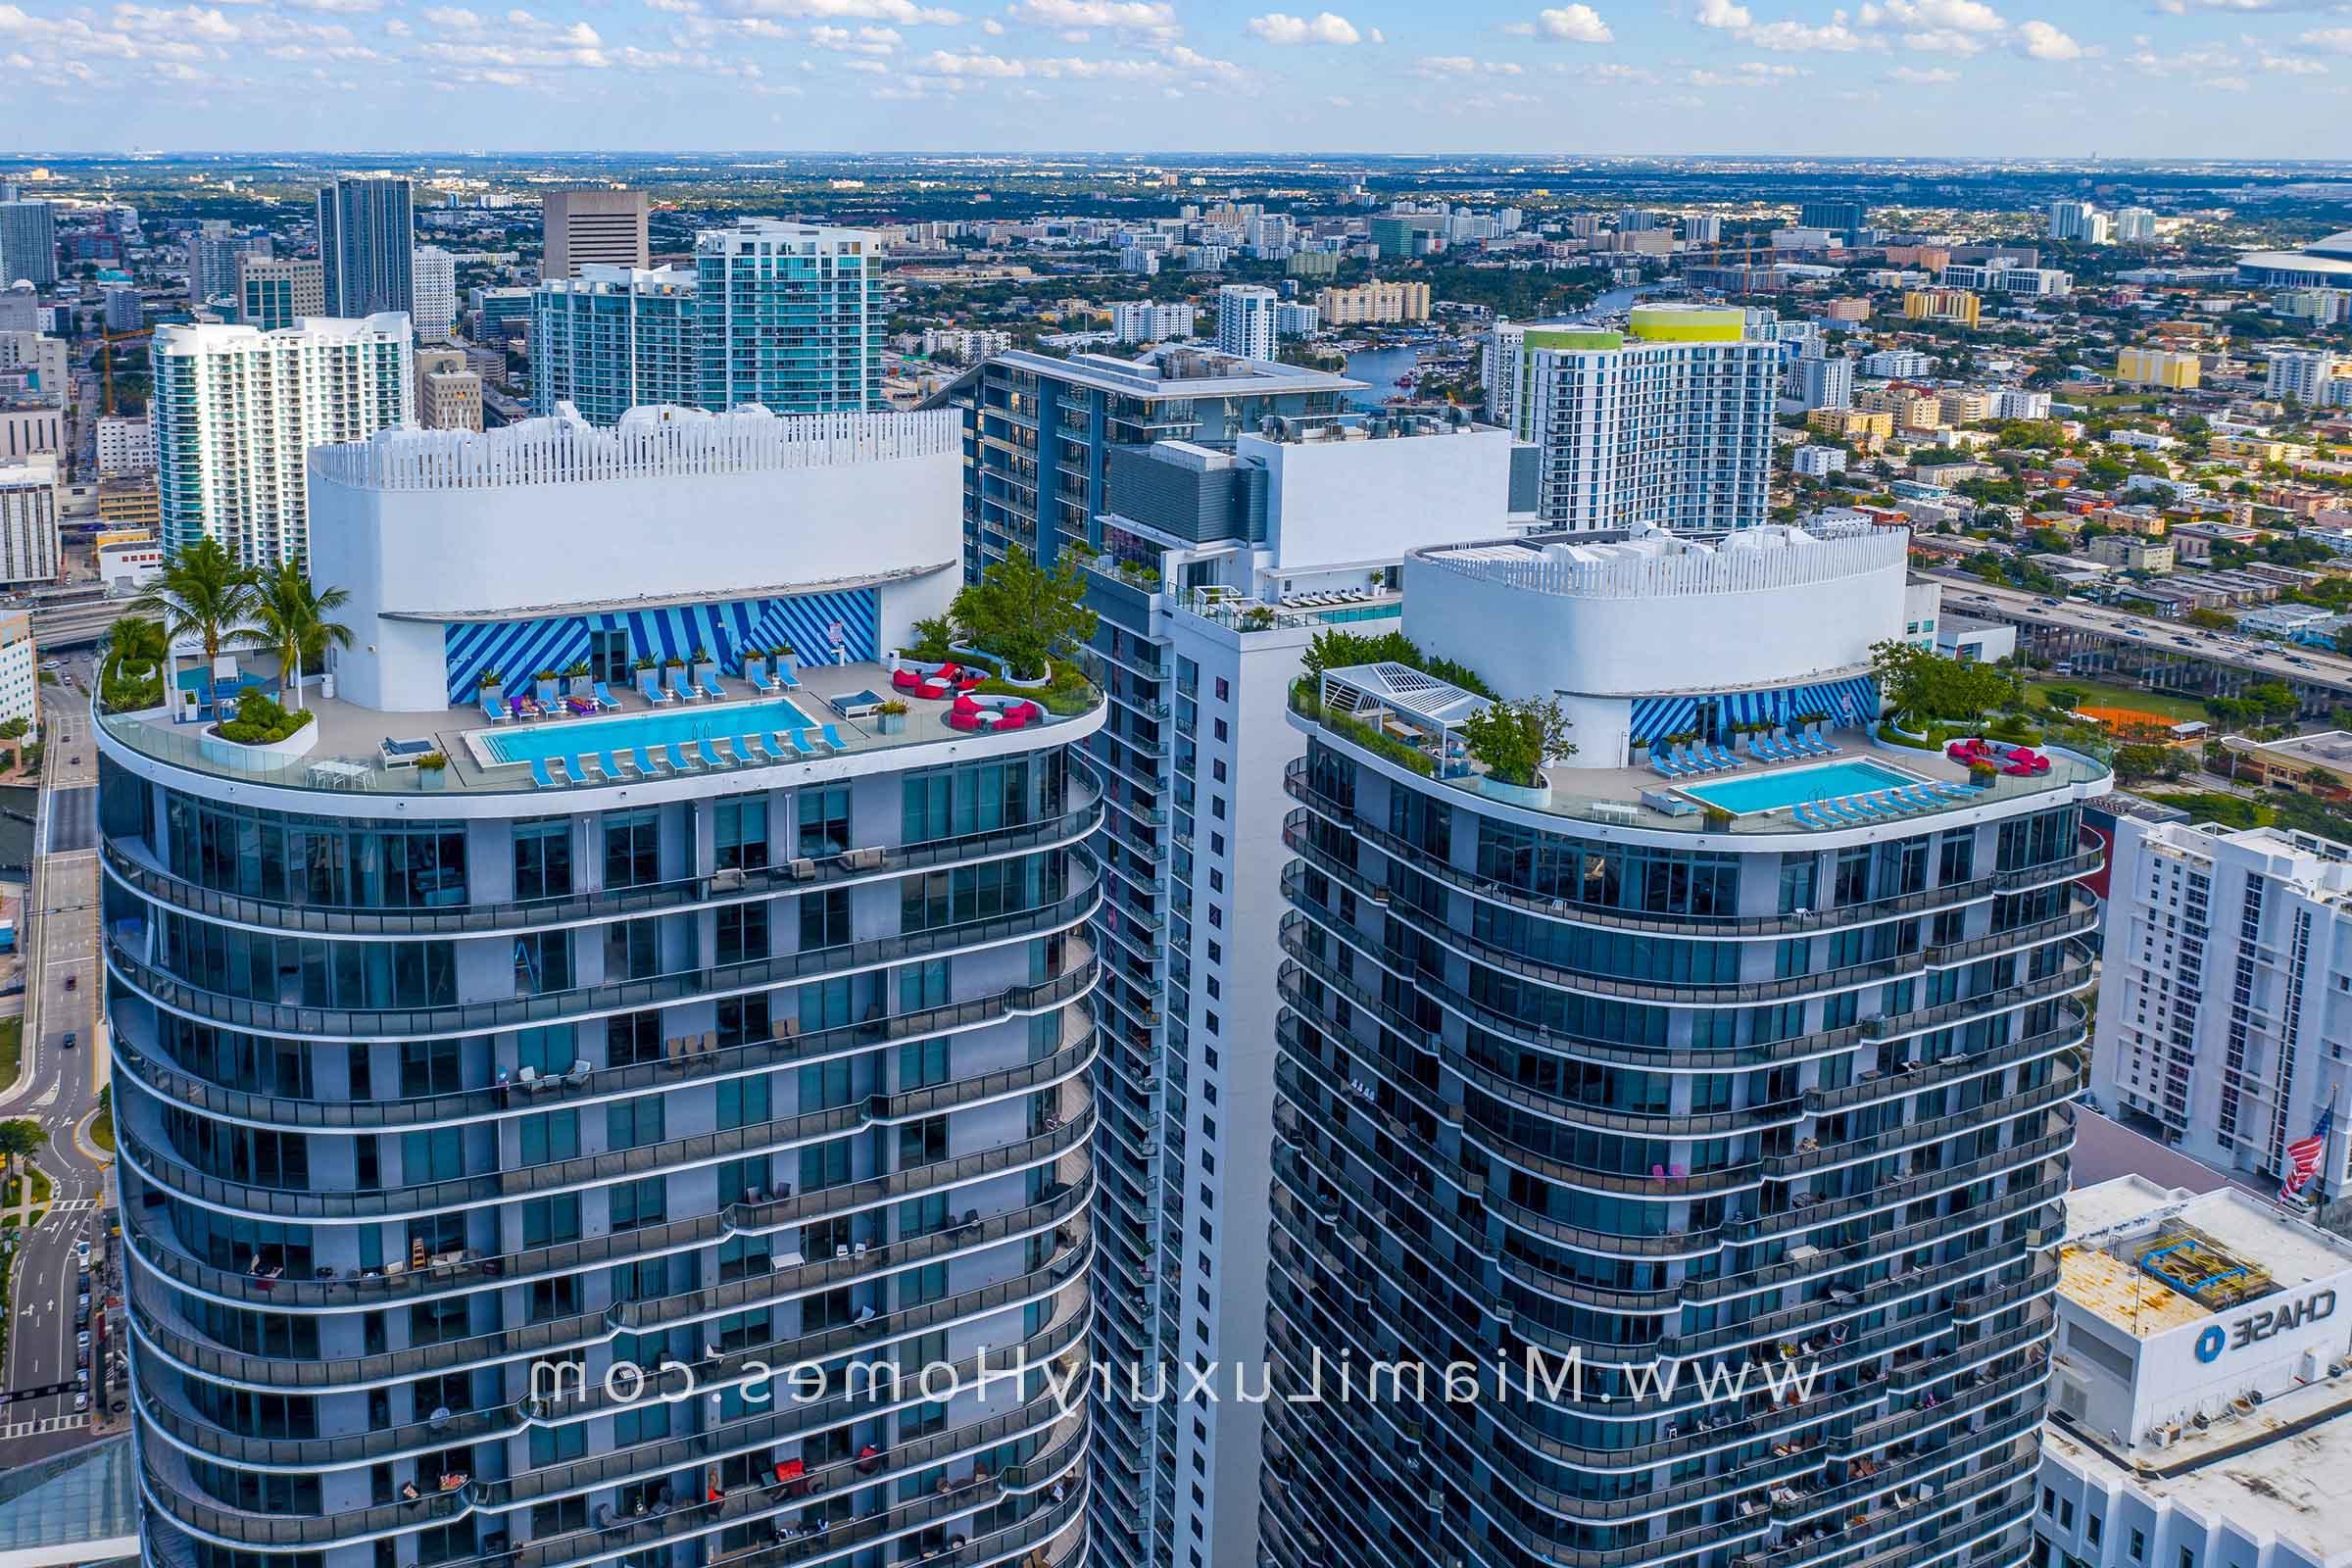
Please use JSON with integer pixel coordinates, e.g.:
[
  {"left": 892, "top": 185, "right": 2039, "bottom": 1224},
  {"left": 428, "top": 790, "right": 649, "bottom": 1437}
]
[{"left": 0, "top": 658, "right": 114, "bottom": 1463}]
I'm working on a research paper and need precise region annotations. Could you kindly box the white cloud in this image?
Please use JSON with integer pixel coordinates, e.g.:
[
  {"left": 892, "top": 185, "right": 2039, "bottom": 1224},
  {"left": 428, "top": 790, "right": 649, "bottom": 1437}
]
[
  {"left": 1246, "top": 9, "right": 1360, "bottom": 44},
  {"left": 1744, "top": 11, "right": 1873, "bottom": 49},
  {"left": 2302, "top": 24, "right": 2352, "bottom": 49},
  {"left": 1887, "top": 61, "right": 1957, "bottom": 78},
  {"left": 1694, "top": 0, "right": 1750, "bottom": 25},
  {"left": 2015, "top": 17, "right": 2080, "bottom": 56},
  {"left": 724, "top": 0, "right": 961, "bottom": 25},
  {"left": 2257, "top": 50, "right": 2327, "bottom": 72},
  {"left": 1005, "top": 0, "right": 1173, "bottom": 31},
  {"left": 1534, "top": 3, "right": 1611, "bottom": 41},
  {"left": 1414, "top": 52, "right": 1523, "bottom": 72},
  {"left": 810, "top": 22, "right": 900, "bottom": 47},
  {"left": 917, "top": 43, "right": 1024, "bottom": 69},
  {"left": 1858, "top": 0, "right": 2003, "bottom": 31}
]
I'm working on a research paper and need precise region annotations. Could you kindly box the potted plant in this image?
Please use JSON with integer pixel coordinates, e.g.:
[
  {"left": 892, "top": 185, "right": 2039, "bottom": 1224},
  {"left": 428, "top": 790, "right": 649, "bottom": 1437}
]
[
  {"left": 1241, "top": 607, "right": 1277, "bottom": 631},
  {"left": 876, "top": 698, "right": 909, "bottom": 735},
  {"left": 1461, "top": 697, "right": 1576, "bottom": 807},
  {"left": 688, "top": 646, "right": 715, "bottom": 687},
  {"left": 416, "top": 752, "right": 449, "bottom": 790},
  {"left": 1701, "top": 806, "right": 1736, "bottom": 833},
  {"left": 562, "top": 660, "right": 592, "bottom": 696},
  {"left": 1631, "top": 737, "right": 1652, "bottom": 767},
  {"left": 775, "top": 640, "right": 800, "bottom": 676},
  {"left": 478, "top": 668, "right": 504, "bottom": 708},
  {"left": 744, "top": 648, "right": 770, "bottom": 686},
  {"left": 662, "top": 654, "right": 686, "bottom": 670},
  {"left": 533, "top": 668, "right": 560, "bottom": 706}
]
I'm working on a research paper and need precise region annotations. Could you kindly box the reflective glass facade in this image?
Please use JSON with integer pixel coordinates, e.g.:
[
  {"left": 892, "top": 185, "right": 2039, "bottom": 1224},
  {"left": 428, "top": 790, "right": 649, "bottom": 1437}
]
[{"left": 1260, "top": 735, "right": 2094, "bottom": 1568}]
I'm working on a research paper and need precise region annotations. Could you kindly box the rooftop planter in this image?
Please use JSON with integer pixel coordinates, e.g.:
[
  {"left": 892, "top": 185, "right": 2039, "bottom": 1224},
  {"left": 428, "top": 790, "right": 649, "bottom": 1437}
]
[{"left": 199, "top": 694, "right": 318, "bottom": 769}]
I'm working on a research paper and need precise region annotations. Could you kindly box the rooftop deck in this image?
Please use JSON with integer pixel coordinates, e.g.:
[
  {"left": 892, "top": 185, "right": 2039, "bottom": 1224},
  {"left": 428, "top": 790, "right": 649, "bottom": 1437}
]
[
  {"left": 97, "top": 659, "right": 1101, "bottom": 801},
  {"left": 1290, "top": 677, "right": 2110, "bottom": 838}
]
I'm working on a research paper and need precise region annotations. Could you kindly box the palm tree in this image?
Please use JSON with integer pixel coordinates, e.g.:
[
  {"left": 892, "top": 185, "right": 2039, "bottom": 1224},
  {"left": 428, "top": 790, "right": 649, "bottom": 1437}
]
[
  {"left": 235, "top": 563, "right": 354, "bottom": 710},
  {"left": 105, "top": 614, "right": 169, "bottom": 681},
  {"left": 128, "top": 538, "right": 258, "bottom": 700}
]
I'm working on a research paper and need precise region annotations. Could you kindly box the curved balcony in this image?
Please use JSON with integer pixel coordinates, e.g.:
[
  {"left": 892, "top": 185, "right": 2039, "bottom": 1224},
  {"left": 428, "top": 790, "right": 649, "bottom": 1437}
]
[
  {"left": 1286, "top": 760, "right": 2105, "bottom": 938},
  {"left": 137, "top": 1448, "right": 473, "bottom": 1552},
  {"left": 130, "top": 1173, "right": 1095, "bottom": 1472},
  {"left": 1284, "top": 897, "right": 2094, "bottom": 1078},
  {"left": 109, "top": 948, "right": 1095, "bottom": 1135},
  {"left": 119, "top": 1034, "right": 1092, "bottom": 1223},
  {"left": 107, "top": 854, "right": 1101, "bottom": 1045},
  {"left": 126, "top": 1109, "right": 1098, "bottom": 1393},
  {"left": 101, "top": 772, "right": 1102, "bottom": 943},
  {"left": 1291, "top": 824, "right": 2098, "bottom": 1008}
]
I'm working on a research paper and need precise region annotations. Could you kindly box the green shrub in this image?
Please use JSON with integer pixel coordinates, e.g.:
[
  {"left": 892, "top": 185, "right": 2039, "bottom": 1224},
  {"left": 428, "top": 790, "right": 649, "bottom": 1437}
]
[{"left": 216, "top": 693, "right": 316, "bottom": 746}]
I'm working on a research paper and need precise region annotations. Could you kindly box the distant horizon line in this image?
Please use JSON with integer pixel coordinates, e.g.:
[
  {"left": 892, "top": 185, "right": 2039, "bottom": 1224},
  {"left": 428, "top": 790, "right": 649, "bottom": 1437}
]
[{"left": 9, "top": 150, "right": 2352, "bottom": 171}]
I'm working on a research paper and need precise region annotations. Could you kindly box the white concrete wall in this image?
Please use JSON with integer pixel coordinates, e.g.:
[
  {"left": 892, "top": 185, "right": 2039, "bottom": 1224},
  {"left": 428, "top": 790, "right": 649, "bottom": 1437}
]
[
  {"left": 1247, "top": 425, "right": 1517, "bottom": 572},
  {"left": 312, "top": 438, "right": 961, "bottom": 712}
]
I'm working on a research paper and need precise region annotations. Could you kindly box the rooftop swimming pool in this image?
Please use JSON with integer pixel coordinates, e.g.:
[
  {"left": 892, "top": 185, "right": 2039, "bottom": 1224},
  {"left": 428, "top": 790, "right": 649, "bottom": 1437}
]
[
  {"left": 1678, "top": 759, "right": 1920, "bottom": 815},
  {"left": 475, "top": 697, "right": 819, "bottom": 768}
]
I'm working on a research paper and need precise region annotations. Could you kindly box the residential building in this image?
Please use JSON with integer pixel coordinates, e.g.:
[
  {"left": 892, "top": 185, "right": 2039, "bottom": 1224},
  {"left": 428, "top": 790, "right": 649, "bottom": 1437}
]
[
  {"left": 0, "top": 281, "right": 34, "bottom": 332},
  {"left": 96, "top": 479, "right": 159, "bottom": 531},
  {"left": 1996, "top": 268, "right": 2075, "bottom": 298},
  {"left": 528, "top": 265, "right": 701, "bottom": 423},
  {"left": 1310, "top": 280, "right": 1432, "bottom": 326},
  {"left": 0, "top": 200, "right": 57, "bottom": 288},
  {"left": 1216, "top": 284, "right": 1278, "bottom": 361},
  {"left": 1264, "top": 518, "right": 2101, "bottom": 1568},
  {"left": 1110, "top": 301, "right": 1197, "bottom": 346},
  {"left": 1368, "top": 213, "right": 1445, "bottom": 259},
  {"left": 1994, "top": 388, "right": 2053, "bottom": 421},
  {"left": 1684, "top": 213, "right": 1723, "bottom": 244},
  {"left": 2049, "top": 200, "right": 2100, "bottom": 242},
  {"left": 1903, "top": 288, "right": 1981, "bottom": 328},
  {"left": 2085, "top": 535, "right": 2175, "bottom": 572},
  {"left": 1789, "top": 355, "right": 1854, "bottom": 412},
  {"left": 918, "top": 327, "right": 1011, "bottom": 363},
  {"left": 188, "top": 220, "right": 247, "bottom": 305},
  {"left": 415, "top": 346, "right": 484, "bottom": 431},
  {"left": 1862, "top": 348, "right": 1937, "bottom": 378},
  {"left": 1273, "top": 302, "right": 1320, "bottom": 338},
  {"left": 2037, "top": 1176, "right": 2352, "bottom": 1568},
  {"left": 1489, "top": 306, "right": 1781, "bottom": 532},
  {"left": 1856, "top": 384, "right": 1944, "bottom": 432},
  {"left": 110, "top": 402, "right": 1096, "bottom": 1568},
  {"left": 697, "top": 220, "right": 883, "bottom": 415},
  {"left": 102, "top": 285, "right": 140, "bottom": 332},
  {"left": 151, "top": 315, "right": 414, "bottom": 566},
  {"left": 1807, "top": 406, "right": 1895, "bottom": 447},
  {"left": 95, "top": 413, "right": 153, "bottom": 475},
  {"left": 0, "top": 607, "right": 30, "bottom": 726},
  {"left": 2092, "top": 816, "right": 2352, "bottom": 1192},
  {"left": 317, "top": 173, "right": 416, "bottom": 318},
  {"left": 2268, "top": 349, "right": 2343, "bottom": 406},
  {"left": 0, "top": 460, "right": 60, "bottom": 585},
  {"left": 2112, "top": 207, "right": 2158, "bottom": 244},
  {"left": 235, "top": 255, "right": 324, "bottom": 332},
  {"left": 1792, "top": 442, "right": 1847, "bottom": 476},
  {"left": 1285, "top": 251, "right": 1341, "bottom": 279},
  {"left": 1937, "top": 387, "right": 1994, "bottom": 425},
  {"left": 412, "top": 244, "right": 457, "bottom": 343},
  {"left": 541, "top": 185, "right": 651, "bottom": 278},
  {"left": 1074, "top": 412, "right": 1529, "bottom": 1568},
  {"left": 962, "top": 346, "right": 1364, "bottom": 1566},
  {"left": 472, "top": 284, "right": 534, "bottom": 341},
  {"left": 2275, "top": 288, "right": 2352, "bottom": 326}
]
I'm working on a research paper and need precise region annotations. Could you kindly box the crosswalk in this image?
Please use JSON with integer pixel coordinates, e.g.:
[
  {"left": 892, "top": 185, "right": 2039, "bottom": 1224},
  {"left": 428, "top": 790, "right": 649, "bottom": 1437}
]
[
  {"left": 0, "top": 1411, "right": 89, "bottom": 1440},
  {"left": 45, "top": 1198, "right": 94, "bottom": 1214}
]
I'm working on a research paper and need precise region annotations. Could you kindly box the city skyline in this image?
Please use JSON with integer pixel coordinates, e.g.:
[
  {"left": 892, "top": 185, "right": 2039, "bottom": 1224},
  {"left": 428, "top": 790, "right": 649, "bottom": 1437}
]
[{"left": 1, "top": 0, "right": 2349, "bottom": 157}]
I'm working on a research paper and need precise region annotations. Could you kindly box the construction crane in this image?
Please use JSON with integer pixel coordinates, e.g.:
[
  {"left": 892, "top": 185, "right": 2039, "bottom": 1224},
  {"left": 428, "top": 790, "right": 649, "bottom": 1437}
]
[{"left": 95, "top": 328, "right": 150, "bottom": 417}]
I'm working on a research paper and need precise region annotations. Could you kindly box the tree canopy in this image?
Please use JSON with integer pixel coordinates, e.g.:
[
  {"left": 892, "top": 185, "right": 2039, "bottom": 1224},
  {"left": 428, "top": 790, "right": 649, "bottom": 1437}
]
[{"left": 1870, "top": 639, "right": 2016, "bottom": 727}]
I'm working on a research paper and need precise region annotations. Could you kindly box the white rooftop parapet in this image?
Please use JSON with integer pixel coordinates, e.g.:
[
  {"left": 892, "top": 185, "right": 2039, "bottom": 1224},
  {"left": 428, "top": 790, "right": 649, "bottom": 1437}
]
[{"left": 310, "top": 405, "right": 963, "bottom": 493}]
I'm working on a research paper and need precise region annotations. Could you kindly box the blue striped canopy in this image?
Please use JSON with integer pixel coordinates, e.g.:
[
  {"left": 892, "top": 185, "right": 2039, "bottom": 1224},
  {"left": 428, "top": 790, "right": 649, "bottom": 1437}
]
[{"left": 1628, "top": 676, "right": 1881, "bottom": 746}]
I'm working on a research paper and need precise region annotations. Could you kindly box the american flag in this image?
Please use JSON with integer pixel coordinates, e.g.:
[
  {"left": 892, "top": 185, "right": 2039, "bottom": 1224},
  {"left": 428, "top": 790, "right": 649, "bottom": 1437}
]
[{"left": 2279, "top": 1103, "right": 2334, "bottom": 1204}]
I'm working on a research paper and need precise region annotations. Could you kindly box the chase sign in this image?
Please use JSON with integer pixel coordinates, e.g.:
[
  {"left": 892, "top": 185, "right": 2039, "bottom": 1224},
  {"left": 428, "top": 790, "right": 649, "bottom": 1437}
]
[{"left": 2192, "top": 1290, "right": 2337, "bottom": 1363}]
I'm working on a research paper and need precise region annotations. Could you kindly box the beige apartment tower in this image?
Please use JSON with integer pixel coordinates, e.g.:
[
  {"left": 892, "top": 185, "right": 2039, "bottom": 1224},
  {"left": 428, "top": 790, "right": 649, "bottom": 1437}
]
[
  {"left": 415, "top": 346, "right": 484, "bottom": 431},
  {"left": 541, "top": 186, "right": 651, "bottom": 278}
]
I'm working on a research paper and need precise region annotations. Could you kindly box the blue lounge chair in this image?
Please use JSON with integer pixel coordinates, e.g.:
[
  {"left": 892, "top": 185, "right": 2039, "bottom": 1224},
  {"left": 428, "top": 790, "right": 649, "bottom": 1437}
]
[
  {"left": 773, "top": 730, "right": 806, "bottom": 760},
  {"left": 635, "top": 745, "right": 669, "bottom": 777},
  {"left": 1652, "top": 755, "right": 1683, "bottom": 778},
  {"left": 480, "top": 696, "right": 508, "bottom": 723},
  {"left": 641, "top": 673, "right": 672, "bottom": 706},
  {"left": 570, "top": 754, "right": 602, "bottom": 784},
  {"left": 700, "top": 671, "right": 726, "bottom": 702},
  {"left": 738, "top": 734, "right": 772, "bottom": 763},
  {"left": 748, "top": 666, "right": 777, "bottom": 695},
  {"left": 603, "top": 751, "right": 630, "bottom": 781},
  {"left": 818, "top": 724, "right": 848, "bottom": 754},
  {"left": 667, "top": 742, "right": 703, "bottom": 773},
  {"left": 1791, "top": 803, "right": 1829, "bottom": 830},
  {"left": 1761, "top": 734, "right": 1796, "bottom": 761},
  {"left": 1746, "top": 736, "right": 1779, "bottom": 764},
  {"left": 665, "top": 668, "right": 697, "bottom": 703},
  {"left": 774, "top": 662, "right": 802, "bottom": 689},
  {"left": 593, "top": 681, "right": 619, "bottom": 711},
  {"left": 709, "top": 738, "right": 743, "bottom": 767},
  {"left": 1709, "top": 742, "right": 1743, "bottom": 769},
  {"left": 1802, "top": 732, "right": 1835, "bottom": 758},
  {"left": 529, "top": 758, "right": 560, "bottom": 788},
  {"left": 1823, "top": 797, "right": 1869, "bottom": 823},
  {"left": 1929, "top": 780, "right": 1973, "bottom": 800}
]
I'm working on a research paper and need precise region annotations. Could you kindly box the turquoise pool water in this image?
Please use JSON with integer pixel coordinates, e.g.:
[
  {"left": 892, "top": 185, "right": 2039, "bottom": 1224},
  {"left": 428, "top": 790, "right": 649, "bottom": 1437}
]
[
  {"left": 1679, "top": 759, "right": 1919, "bottom": 814},
  {"left": 480, "top": 697, "right": 817, "bottom": 767}
]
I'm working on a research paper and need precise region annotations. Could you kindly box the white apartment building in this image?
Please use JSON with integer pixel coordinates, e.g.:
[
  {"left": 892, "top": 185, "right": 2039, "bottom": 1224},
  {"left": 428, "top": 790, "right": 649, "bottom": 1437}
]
[
  {"left": 2115, "top": 207, "right": 2159, "bottom": 244},
  {"left": 1273, "top": 301, "right": 1319, "bottom": 338},
  {"left": 1862, "top": 348, "right": 1937, "bottom": 378},
  {"left": 0, "top": 608, "right": 31, "bottom": 727},
  {"left": 1487, "top": 305, "right": 1781, "bottom": 532},
  {"left": 1792, "top": 443, "right": 1847, "bottom": 476},
  {"left": 150, "top": 314, "right": 414, "bottom": 567},
  {"left": 2035, "top": 1175, "right": 2352, "bottom": 1568},
  {"left": 1216, "top": 284, "right": 1278, "bottom": 361},
  {"left": 919, "top": 326, "right": 1011, "bottom": 362},
  {"left": 95, "top": 413, "right": 154, "bottom": 475},
  {"left": 0, "top": 460, "right": 61, "bottom": 587},
  {"left": 2050, "top": 200, "right": 2101, "bottom": 242},
  {"left": 1997, "top": 387, "right": 2054, "bottom": 420},
  {"left": 0, "top": 330, "right": 65, "bottom": 401},
  {"left": 411, "top": 243, "right": 457, "bottom": 343},
  {"left": 1111, "top": 301, "right": 1197, "bottom": 345},
  {"left": 2092, "top": 818, "right": 2352, "bottom": 1199},
  {"left": 2267, "top": 349, "right": 2343, "bottom": 406}
]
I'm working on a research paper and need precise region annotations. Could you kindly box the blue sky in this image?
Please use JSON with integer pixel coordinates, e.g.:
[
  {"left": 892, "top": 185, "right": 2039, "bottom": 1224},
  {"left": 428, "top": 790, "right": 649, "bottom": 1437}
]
[{"left": 1, "top": 0, "right": 2347, "bottom": 156}]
